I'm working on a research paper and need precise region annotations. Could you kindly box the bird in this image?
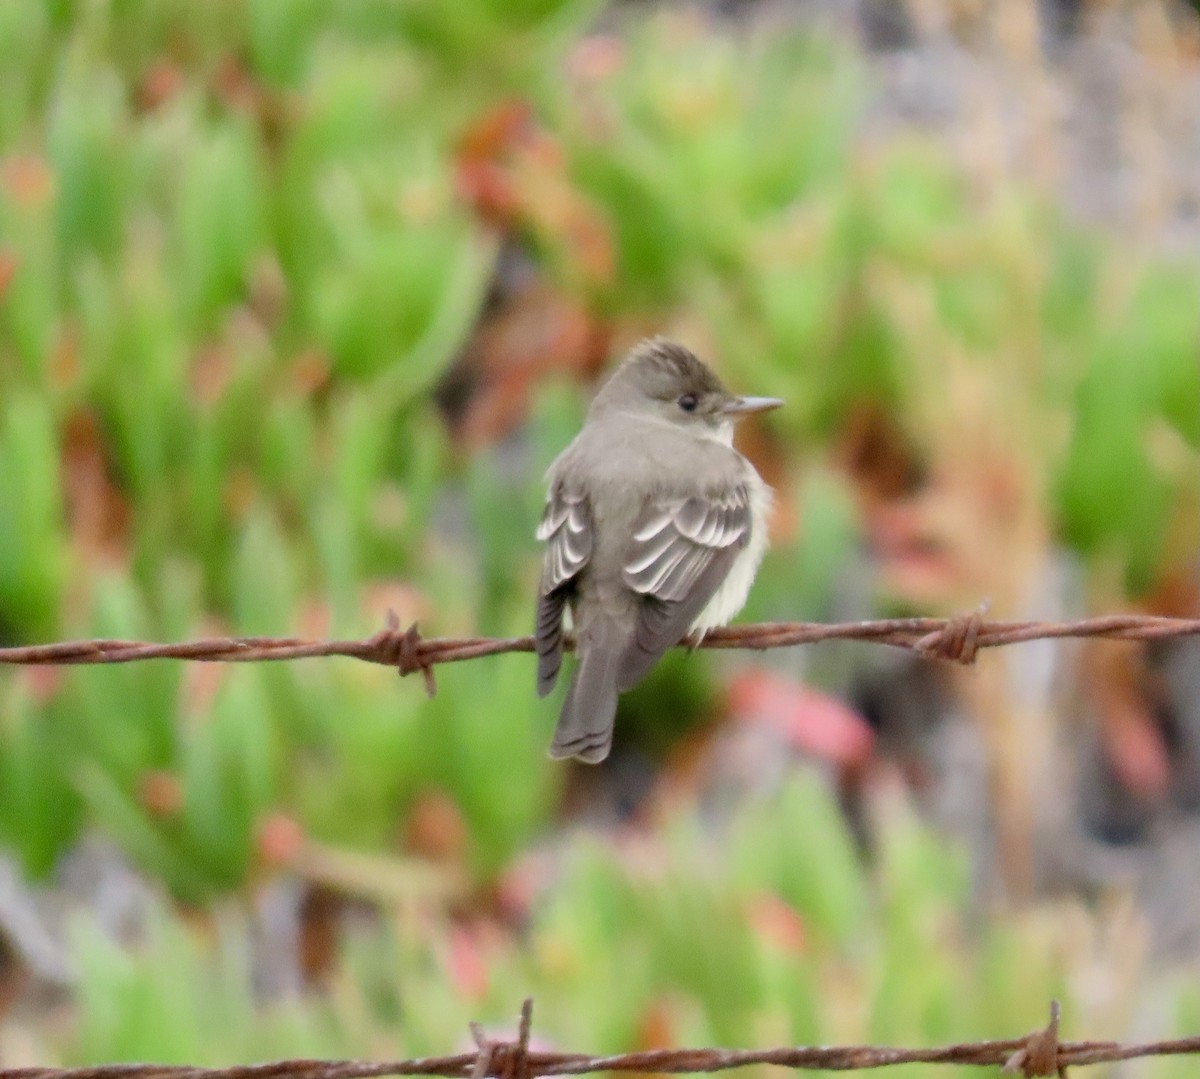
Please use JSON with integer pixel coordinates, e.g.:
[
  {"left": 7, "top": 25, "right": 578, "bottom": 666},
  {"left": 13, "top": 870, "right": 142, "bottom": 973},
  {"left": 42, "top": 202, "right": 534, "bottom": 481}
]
[{"left": 534, "top": 337, "right": 783, "bottom": 763}]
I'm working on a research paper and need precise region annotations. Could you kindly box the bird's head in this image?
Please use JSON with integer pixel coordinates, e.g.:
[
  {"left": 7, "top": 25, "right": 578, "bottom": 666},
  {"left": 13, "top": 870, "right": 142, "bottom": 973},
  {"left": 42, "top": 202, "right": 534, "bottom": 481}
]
[{"left": 590, "top": 338, "right": 783, "bottom": 437}]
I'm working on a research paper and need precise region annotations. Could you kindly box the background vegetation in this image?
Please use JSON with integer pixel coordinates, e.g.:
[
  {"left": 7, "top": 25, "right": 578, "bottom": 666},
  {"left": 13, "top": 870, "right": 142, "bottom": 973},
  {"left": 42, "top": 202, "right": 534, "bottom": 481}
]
[{"left": 0, "top": 1, "right": 1198, "bottom": 1076}]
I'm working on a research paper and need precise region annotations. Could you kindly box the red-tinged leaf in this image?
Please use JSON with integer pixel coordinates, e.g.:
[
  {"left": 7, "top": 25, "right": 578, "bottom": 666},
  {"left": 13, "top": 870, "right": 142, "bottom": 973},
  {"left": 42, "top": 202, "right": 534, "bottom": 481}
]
[
  {"left": 224, "top": 468, "right": 259, "bottom": 519},
  {"left": 404, "top": 788, "right": 468, "bottom": 864},
  {"left": 299, "top": 884, "right": 344, "bottom": 986},
  {"left": 0, "top": 155, "right": 54, "bottom": 208},
  {"left": 448, "top": 924, "right": 490, "bottom": 1002},
  {"left": 256, "top": 811, "right": 306, "bottom": 869},
  {"left": 1104, "top": 711, "right": 1169, "bottom": 801},
  {"left": 456, "top": 100, "right": 535, "bottom": 167},
  {"left": 0, "top": 250, "right": 17, "bottom": 302},
  {"left": 139, "top": 770, "right": 184, "bottom": 819},
  {"left": 746, "top": 892, "right": 808, "bottom": 954},
  {"left": 454, "top": 100, "right": 617, "bottom": 283},
  {"left": 18, "top": 665, "right": 63, "bottom": 705},
  {"left": 180, "top": 619, "right": 230, "bottom": 724},
  {"left": 452, "top": 283, "right": 609, "bottom": 446},
  {"left": 191, "top": 345, "right": 236, "bottom": 409},
  {"left": 248, "top": 255, "right": 288, "bottom": 329},
  {"left": 634, "top": 998, "right": 678, "bottom": 1051},
  {"left": 294, "top": 599, "right": 333, "bottom": 641},
  {"left": 287, "top": 349, "right": 331, "bottom": 397},
  {"left": 878, "top": 546, "right": 962, "bottom": 608},
  {"left": 455, "top": 160, "right": 523, "bottom": 227},
  {"left": 864, "top": 500, "right": 962, "bottom": 605},
  {"left": 61, "top": 409, "right": 132, "bottom": 571},
  {"left": 510, "top": 132, "right": 616, "bottom": 287},
  {"left": 137, "top": 61, "right": 184, "bottom": 113},
  {"left": 837, "top": 403, "right": 924, "bottom": 503},
  {"left": 212, "top": 53, "right": 262, "bottom": 115},
  {"left": 1084, "top": 640, "right": 1170, "bottom": 801},
  {"left": 1141, "top": 568, "right": 1200, "bottom": 620},
  {"left": 560, "top": 203, "right": 616, "bottom": 286},
  {"left": 493, "top": 851, "right": 553, "bottom": 925},
  {"left": 568, "top": 34, "right": 626, "bottom": 82},
  {"left": 728, "top": 668, "right": 874, "bottom": 766},
  {"left": 50, "top": 328, "right": 81, "bottom": 390},
  {"left": 522, "top": 128, "right": 566, "bottom": 171}
]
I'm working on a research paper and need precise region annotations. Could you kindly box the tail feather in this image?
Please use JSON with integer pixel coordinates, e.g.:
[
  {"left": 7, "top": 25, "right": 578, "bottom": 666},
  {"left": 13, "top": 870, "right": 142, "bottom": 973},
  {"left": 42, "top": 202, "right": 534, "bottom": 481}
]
[
  {"left": 536, "top": 590, "right": 567, "bottom": 697},
  {"left": 549, "top": 620, "right": 622, "bottom": 764}
]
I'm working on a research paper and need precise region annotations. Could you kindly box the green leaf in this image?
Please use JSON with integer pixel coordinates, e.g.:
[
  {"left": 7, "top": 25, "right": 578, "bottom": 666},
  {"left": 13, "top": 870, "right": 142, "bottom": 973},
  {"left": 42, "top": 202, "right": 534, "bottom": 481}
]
[
  {"left": 232, "top": 506, "right": 297, "bottom": 636},
  {"left": 0, "top": 689, "right": 82, "bottom": 876},
  {"left": 47, "top": 63, "right": 127, "bottom": 259},
  {"left": 732, "top": 774, "right": 870, "bottom": 950},
  {"left": 174, "top": 126, "right": 268, "bottom": 332},
  {"left": 75, "top": 765, "right": 212, "bottom": 902},
  {"left": 0, "top": 391, "right": 65, "bottom": 638}
]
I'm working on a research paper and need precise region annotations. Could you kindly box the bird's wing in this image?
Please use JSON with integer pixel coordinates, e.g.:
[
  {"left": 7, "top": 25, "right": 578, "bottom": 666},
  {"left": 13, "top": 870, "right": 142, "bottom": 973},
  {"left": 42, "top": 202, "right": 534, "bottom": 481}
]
[
  {"left": 618, "top": 484, "right": 751, "bottom": 691},
  {"left": 535, "top": 483, "right": 593, "bottom": 696}
]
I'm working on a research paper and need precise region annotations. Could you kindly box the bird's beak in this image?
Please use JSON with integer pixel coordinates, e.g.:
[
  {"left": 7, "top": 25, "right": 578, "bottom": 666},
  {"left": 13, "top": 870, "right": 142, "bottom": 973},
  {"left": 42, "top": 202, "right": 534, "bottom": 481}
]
[{"left": 721, "top": 395, "right": 784, "bottom": 417}]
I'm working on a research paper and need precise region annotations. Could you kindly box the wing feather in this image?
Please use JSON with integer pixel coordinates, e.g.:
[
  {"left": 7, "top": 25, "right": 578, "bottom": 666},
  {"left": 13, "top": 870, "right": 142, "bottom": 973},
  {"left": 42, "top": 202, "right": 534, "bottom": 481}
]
[
  {"left": 617, "top": 485, "right": 752, "bottom": 691},
  {"left": 539, "top": 487, "right": 592, "bottom": 593},
  {"left": 535, "top": 484, "right": 594, "bottom": 696}
]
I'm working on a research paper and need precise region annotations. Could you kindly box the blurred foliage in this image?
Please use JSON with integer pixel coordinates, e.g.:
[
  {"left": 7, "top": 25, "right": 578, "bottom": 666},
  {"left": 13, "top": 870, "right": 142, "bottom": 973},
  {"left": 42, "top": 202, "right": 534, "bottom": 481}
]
[
  {"left": 0, "top": 0, "right": 1198, "bottom": 1067},
  {"left": 61, "top": 778, "right": 1086, "bottom": 1076},
  {"left": 59, "top": 774, "right": 1200, "bottom": 1079}
]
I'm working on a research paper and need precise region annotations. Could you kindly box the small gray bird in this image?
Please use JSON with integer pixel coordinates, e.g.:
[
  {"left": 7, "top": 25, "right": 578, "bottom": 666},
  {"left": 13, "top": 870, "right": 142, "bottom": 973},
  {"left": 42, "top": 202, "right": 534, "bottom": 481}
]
[{"left": 535, "top": 338, "right": 783, "bottom": 763}]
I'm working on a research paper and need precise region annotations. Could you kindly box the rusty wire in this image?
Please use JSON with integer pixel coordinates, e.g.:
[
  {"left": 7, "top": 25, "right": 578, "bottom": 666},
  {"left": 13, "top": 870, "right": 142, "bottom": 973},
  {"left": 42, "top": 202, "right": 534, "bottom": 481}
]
[
  {"left": 0, "top": 610, "right": 1198, "bottom": 696},
  {"left": 5, "top": 1000, "right": 1200, "bottom": 1078}
]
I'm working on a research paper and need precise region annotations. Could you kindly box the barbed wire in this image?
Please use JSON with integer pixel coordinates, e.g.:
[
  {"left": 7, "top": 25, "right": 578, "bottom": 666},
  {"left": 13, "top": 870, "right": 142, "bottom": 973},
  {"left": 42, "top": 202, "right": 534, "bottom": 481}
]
[
  {"left": 0, "top": 609, "right": 1198, "bottom": 696},
  {"left": 6, "top": 1000, "right": 1200, "bottom": 1078}
]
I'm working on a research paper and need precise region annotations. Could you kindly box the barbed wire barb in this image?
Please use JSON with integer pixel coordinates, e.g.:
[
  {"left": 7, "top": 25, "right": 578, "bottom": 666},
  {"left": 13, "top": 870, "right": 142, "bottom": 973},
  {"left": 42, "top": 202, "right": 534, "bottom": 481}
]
[{"left": 1003, "top": 1001, "right": 1066, "bottom": 1077}]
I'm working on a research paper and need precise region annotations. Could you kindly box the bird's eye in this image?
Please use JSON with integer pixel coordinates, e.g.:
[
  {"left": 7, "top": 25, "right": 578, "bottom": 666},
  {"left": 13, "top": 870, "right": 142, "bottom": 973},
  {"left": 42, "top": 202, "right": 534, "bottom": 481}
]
[{"left": 678, "top": 393, "right": 698, "bottom": 413}]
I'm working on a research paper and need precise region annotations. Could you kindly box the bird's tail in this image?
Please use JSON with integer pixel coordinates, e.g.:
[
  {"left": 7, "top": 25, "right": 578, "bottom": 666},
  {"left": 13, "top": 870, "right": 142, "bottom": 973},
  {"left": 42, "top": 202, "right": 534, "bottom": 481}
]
[{"left": 549, "top": 617, "right": 623, "bottom": 764}]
